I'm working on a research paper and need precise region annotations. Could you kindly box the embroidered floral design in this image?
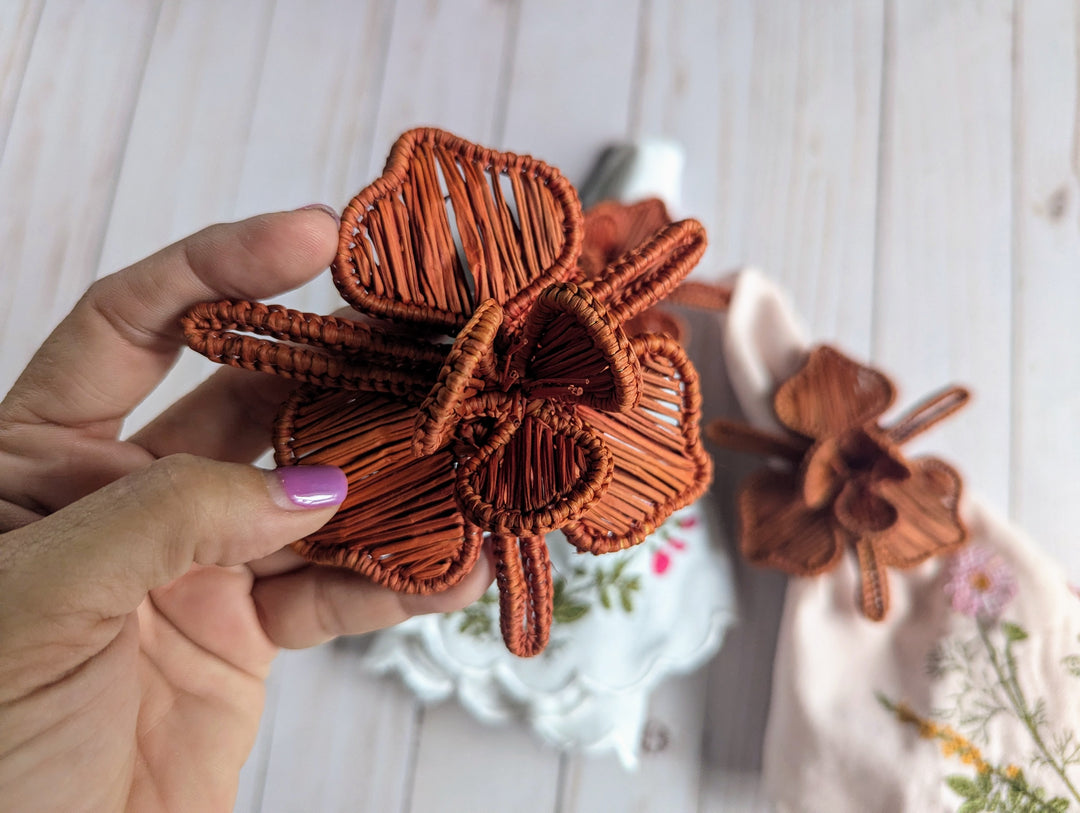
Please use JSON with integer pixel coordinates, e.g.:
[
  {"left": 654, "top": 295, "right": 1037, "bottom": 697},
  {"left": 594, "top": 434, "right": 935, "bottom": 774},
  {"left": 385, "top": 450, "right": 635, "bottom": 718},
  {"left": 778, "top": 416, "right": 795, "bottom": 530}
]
[
  {"left": 183, "top": 130, "right": 712, "bottom": 656},
  {"left": 880, "top": 551, "right": 1080, "bottom": 811},
  {"left": 650, "top": 519, "right": 691, "bottom": 576},
  {"left": 708, "top": 346, "right": 971, "bottom": 619},
  {"left": 455, "top": 544, "right": 645, "bottom": 643},
  {"left": 879, "top": 695, "right": 1071, "bottom": 812},
  {"left": 946, "top": 545, "right": 1019, "bottom": 620}
]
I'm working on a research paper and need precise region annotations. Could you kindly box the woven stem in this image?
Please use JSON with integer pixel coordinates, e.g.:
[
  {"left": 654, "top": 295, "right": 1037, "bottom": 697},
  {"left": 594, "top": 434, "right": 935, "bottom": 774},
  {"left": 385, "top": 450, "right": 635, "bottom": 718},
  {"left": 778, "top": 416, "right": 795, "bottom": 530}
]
[{"left": 493, "top": 533, "right": 552, "bottom": 657}]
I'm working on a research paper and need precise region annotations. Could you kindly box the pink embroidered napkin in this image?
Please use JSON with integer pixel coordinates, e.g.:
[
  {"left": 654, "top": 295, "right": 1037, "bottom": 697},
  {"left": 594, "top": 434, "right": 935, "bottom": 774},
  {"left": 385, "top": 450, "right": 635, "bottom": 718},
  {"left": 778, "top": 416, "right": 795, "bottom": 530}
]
[{"left": 717, "top": 270, "right": 1080, "bottom": 812}]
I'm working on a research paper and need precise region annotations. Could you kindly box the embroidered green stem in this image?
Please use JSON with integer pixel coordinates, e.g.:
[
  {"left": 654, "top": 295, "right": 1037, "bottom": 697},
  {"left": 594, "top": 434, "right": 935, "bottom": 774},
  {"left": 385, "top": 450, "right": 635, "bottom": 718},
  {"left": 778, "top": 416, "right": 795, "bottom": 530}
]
[
  {"left": 878, "top": 694, "right": 1068, "bottom": 812},
  {"left": 978, "top": 620, "right": 1080, "bottom": 805}
]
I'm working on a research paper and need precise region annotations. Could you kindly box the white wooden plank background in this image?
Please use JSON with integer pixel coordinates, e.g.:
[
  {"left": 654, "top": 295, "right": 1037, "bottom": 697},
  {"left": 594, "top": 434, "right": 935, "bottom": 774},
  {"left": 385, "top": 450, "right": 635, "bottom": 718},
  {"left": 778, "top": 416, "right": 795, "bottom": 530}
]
[{"left": 1, "top": 2, "right": 1078, "bottom": 811}]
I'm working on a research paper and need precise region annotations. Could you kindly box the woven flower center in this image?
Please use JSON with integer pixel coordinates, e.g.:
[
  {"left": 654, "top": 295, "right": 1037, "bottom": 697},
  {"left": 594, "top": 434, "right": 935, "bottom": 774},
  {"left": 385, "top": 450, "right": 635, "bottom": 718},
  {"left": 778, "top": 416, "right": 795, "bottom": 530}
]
[{"left": 837, "top": 430, "right": 885, "bottom": 474}]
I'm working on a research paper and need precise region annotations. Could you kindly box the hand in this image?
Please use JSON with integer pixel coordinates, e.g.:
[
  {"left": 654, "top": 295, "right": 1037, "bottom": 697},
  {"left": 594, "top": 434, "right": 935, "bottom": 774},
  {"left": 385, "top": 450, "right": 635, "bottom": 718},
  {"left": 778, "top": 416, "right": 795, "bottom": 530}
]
[{"left": 0, "top": 209, "right": 493, "bottom": 812}]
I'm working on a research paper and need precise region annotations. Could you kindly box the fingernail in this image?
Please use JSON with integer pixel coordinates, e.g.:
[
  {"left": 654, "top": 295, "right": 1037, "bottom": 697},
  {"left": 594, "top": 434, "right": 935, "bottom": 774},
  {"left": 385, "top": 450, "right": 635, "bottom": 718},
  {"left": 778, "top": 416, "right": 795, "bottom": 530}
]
[
  {"left": 296, "top": 202, "right": 341, "bottom": 226},
  {"left": 274, "top": 465, "right": 348, "bottom": 508}
]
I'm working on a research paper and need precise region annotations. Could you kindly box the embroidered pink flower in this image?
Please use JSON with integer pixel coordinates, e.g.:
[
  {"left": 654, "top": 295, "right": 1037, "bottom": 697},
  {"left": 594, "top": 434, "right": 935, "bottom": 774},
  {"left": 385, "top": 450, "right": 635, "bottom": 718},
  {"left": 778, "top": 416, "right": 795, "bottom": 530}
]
[
  {"left": 945, "top": 545, "right": 1017, "bottom": 619},
  {"left": 651, "top": 534, "right": 688, "bottom": 575},
  {"left": 652, "top": 550, "right": 672, "bottom": 575}
]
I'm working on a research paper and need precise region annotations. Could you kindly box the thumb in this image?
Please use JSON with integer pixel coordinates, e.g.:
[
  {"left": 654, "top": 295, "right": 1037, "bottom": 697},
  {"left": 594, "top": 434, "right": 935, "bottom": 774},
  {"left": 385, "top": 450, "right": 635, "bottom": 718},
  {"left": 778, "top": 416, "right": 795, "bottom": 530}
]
[{"left": 0, "top": 454, "right": 346, "bottom": 621}]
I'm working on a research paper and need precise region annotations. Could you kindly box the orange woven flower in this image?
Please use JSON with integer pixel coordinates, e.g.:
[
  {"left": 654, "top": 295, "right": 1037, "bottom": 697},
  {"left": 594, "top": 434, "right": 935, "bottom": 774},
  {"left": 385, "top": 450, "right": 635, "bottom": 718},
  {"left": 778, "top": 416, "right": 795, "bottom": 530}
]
[
  {"left": 708, "top": 346, "right": 970, "bottom": 619},
  {"left": 184, "top": 129, "right": 712, "bottom": 656}
]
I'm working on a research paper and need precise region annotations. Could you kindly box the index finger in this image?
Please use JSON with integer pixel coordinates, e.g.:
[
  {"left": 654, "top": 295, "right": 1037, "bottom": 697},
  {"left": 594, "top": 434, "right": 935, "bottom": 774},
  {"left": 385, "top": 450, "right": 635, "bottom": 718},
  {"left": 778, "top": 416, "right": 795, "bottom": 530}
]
[{"left": 0, "top": 207, "right": 339, "bottom": 429}]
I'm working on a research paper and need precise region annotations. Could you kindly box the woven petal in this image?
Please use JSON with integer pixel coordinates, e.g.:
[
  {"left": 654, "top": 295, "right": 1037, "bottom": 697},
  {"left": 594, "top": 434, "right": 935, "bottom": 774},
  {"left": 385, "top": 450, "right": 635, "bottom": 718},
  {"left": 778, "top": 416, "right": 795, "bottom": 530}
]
[
  {"left": 737, "top": 467, "right": 848, "bottom": 575},
  {"left": 577, "top": 198, "right": 672, "bottom": 279},
  {"left": 563, "top": 334, "right": 712, "bottom": 553},
  {"left": 833, "top": 479, "right": 899, "bottom": 536},
  {"left": 869, "top": 457, "right": 967, "bottom": 569},
  {"left": 623, "top": 307, "right": 687, "bottom": 342},
  {"left": 334, "top": 127, "right": 583, "bottom": 333},
  {"left": 183, "top": 299, "right": 443, "bottom": 397},
  {"left": 455, "top": 405, "right": 614, "bottom": 536},
  {"left": 412, "top": 299, "right": 502, "bottom": 456},
  {"left": 511, "top": 283, "right": 639, "bottom": 411},
  {"left": 774, "top": 346, "right": 896, "bottom": 439},
  {"left": 275, "top": 386, "right": 479, "bottom": 593},
  {"left": 580, "top": 219, "right": 707, "bottom": 328},
  {"left": 492, "top": 533, "right": 552, "bottom": 657}
]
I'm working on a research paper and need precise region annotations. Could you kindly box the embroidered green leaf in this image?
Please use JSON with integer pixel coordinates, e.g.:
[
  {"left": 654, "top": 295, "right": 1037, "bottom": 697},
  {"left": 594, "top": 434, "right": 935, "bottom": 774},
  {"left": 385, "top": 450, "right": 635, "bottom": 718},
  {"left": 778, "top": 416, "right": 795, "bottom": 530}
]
[
  {"left": 1063, "top": 655, "right": 1080, "bottom": 679},
  {"left": 458, "top": 606, "right": 494, "bottom": 637},
  {"left": 1002, "top": 622, "right": 1028, "bottom": 642},
  {"left": 620, "top": 587, "right": 634, "bottom": 613},
  {"left": 1047, "top": 797, "right": 1070, "bottom": 812},
  {"left": 976, "top": 770, "right": 993, "bottom": 794},
  {"left": 599, "top": 588, "right": 612, "bottom": 610},
  {"left": 553, "top": 601, "right": 591, "bottom": 624},
  {"left": 947, "top": 775, "right": 982, "bottom": 799},
  {"left": 956, "top": 799, "right": 983, "bottom": 813}
]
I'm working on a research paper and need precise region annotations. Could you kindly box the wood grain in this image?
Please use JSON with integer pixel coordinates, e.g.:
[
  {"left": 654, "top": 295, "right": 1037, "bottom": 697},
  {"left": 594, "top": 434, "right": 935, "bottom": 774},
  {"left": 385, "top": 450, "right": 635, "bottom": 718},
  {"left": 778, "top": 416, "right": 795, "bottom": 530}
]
[
  {"left": 0, "top": 0, "right": 160, "bottom": 393},
  {"left": 260, "top": 646, "right": 420, "bottom": 813},
  {"left": 873, "top": 0, "right": 1014, "bottom": 510},
  {"left": 499, "top": 0, "right": 644, "bottom": 181},
  {"left": 95, "top": 0, "right": 277, "bottom": 437},
  {"left": 0, "top": 0, "right": 44, "bottom": 158},
  {"left": 712, "top": 0, "right": 885, "bottom": 349},
  {"left": 1012, "top": 0, "right": 1080, "bottom": 577}
]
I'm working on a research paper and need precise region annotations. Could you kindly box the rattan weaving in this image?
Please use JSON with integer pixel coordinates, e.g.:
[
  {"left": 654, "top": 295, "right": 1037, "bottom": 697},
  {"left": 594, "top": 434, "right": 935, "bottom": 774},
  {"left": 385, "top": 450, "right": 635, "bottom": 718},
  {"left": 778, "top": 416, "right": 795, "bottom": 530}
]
[{"left": 184, "top": 128, "right": 713, "bottom": 656}]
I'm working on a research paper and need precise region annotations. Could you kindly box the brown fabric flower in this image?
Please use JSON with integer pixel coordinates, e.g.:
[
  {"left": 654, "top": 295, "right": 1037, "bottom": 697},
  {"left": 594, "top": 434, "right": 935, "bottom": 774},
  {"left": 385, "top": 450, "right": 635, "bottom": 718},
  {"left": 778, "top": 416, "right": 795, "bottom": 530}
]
[
  {"left": 708, "top": 346, "right": 970, "bottom": 620},
  {"left": 183, "top": 128, "right": 713, "bottom": 656}
]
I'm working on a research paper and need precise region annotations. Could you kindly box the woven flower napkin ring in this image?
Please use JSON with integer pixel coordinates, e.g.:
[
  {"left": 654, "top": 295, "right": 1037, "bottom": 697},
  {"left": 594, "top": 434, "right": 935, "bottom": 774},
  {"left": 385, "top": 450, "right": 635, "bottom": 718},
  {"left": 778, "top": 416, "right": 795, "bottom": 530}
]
[
  {"left": 183, "top": 128, "right": 713, "bottom": 657},
  {"left": 708, "top": 345, "right": 971, "bottom": 620}
]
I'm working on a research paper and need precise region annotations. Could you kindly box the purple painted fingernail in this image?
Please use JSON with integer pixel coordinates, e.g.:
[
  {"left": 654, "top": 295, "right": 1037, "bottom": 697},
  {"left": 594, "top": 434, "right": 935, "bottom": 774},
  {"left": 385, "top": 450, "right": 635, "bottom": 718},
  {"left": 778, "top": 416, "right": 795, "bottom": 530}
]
[
  {"left": 275, "top": 466, "right": 348, "bottom": 508},
  {"left": 296, "top": 202, "right": 341, "bottom": 225}
]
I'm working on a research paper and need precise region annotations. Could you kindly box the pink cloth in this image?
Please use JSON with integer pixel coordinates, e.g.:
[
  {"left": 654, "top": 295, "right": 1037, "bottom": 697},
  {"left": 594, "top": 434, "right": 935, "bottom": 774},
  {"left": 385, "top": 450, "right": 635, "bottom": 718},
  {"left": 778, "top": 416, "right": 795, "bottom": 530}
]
[{"left": 721, "top": 270, "right": 1080, "bottom": 812}]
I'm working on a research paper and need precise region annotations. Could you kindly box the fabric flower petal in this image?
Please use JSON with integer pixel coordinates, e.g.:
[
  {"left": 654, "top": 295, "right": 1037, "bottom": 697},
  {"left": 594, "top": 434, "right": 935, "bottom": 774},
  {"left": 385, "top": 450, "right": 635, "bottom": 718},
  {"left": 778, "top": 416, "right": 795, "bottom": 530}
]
[
  {"left": 275, "top": 386, "right": 479, "bottom": 592},
  {"left": 774, "top": 346, "right": 896, "bottom": 439},
  {"left": 334, "top": 127, "right": 583, "bottom": 333},
  {"left": 563, "top": 334, "right": 711, "bottom": 553}
]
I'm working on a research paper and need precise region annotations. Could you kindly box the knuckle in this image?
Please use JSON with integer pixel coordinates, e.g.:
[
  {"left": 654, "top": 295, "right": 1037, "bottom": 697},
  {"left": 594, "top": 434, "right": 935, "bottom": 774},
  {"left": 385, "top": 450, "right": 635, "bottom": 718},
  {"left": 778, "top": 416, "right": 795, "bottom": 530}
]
[
  {"left": 137, "top": 454, "right": 224, "bottom": 536},
  {"left": 146, "top": 453, "right": 208, "bottom": 494},
  {"left": 313, "top": 576, "right": 349, "bottom": 640}
]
